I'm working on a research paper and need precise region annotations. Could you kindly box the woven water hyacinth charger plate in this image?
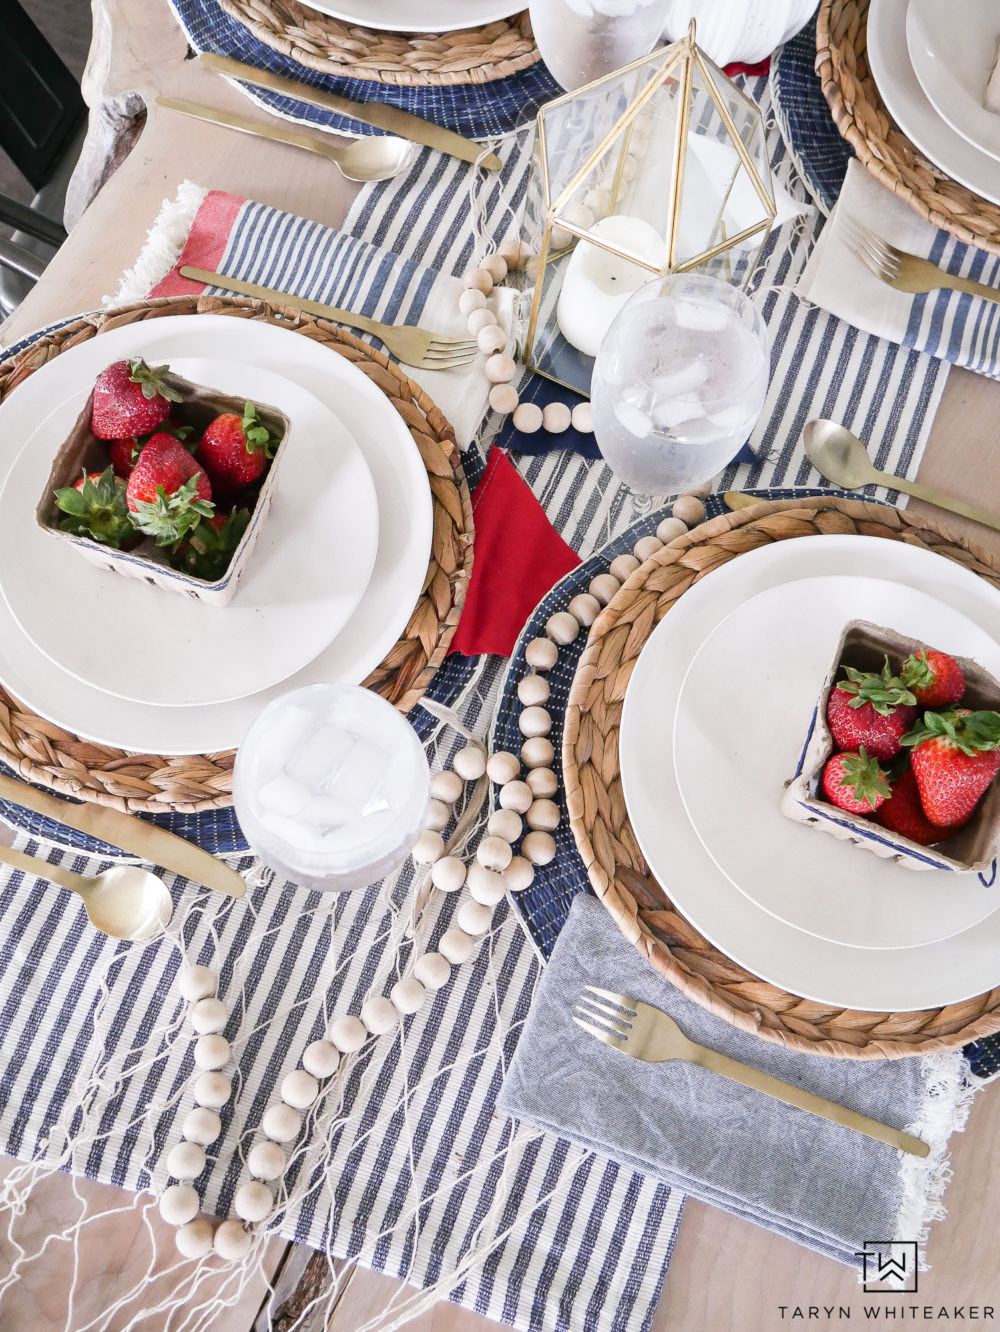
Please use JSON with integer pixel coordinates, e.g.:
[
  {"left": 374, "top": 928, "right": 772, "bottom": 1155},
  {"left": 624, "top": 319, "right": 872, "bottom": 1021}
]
[
  {"left": 0, "top": 295, "right": 473, "bottom": 815},
  {"left": 563, "top": 497, "right": 1000, "bottom": 1059},
  {"left": 816, "top": 0, "right": 1000, "bottom": 256},
  {"left": 213, "top": 0, "right": 537, "bottom": 85}
]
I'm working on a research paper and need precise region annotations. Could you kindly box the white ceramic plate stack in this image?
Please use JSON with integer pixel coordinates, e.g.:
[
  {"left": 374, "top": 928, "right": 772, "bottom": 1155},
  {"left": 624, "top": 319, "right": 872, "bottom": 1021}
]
[
  {"left": 296, "top": 0, "right": 523, "bottom": 33},
  {"left": 867, "top": 0, "right": 1000, "bottom": 206},
  {"left": 0, "top": 316, "right": 434, "bottom": 754},
  {"left": 618, "top": 534, "right": 1000, "bottom": 1013}
]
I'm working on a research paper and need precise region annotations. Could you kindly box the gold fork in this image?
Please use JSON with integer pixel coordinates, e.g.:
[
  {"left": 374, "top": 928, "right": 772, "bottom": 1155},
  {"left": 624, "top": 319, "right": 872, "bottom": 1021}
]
[
  {"left": 179, "top": 265, "right": 480, "bottom": 371},
  {"left": 855, "top": 228, "right": 1000, "bottom": 304},
  {"left": 573, "top": 986, "right": 929, "bottom": 1157}
]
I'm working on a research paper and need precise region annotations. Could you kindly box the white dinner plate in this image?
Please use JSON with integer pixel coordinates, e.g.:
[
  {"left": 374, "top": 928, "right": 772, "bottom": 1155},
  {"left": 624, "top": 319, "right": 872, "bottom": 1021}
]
[
  {"left": 907, "top": 0, "right": 1000, "bottom": 165},
  {"left": 0, "top": 359, "right": 379, "bottom": 708},
  {"left": 867, "top": 0, "right": 1000, "bottom": 206},
  {"left": 619, "top": 535, "right": 1000, "bottom": 1012},
  {"left": 297, "top": 0, "right": 522, "bottom": 34},
  {"left": 0, "top": 316, "right": 433, "bottom": 753},
  {"left": 673, "top": 575, "right": 1000, "bottom": 951}
]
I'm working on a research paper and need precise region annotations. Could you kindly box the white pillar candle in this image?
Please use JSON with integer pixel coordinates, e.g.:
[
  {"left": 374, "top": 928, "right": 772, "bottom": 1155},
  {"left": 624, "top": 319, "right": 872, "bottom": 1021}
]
[{"left": 555, "top": 216, "right": 664, "bottom": 358}]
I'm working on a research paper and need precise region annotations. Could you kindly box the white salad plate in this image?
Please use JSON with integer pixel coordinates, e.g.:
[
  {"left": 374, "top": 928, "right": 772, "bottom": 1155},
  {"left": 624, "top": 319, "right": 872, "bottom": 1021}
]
[
  {"left": 297, "top": 0, "right": 522, "bottom": 34},
  {"left": 0, "top": 316, "right": 433, "bottom": 753},
  {"left": 907, "top": 0, "right": 1000, "bottom": 165},
  {"left": 0, "top": 358, "right": 380, "bottom": 708},
  {"left": 867, "top": 0, "right": 1000, "bottom": 206},
  {"left": 672, "top": 574, "right": 1000, "bottom": 951},
  {"left": 619, "top": 534, "right": 1000, "bottom": 1012}
]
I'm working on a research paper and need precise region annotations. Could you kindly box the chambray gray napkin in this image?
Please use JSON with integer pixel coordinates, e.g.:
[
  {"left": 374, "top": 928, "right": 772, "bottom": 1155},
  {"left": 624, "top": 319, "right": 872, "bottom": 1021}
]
[{"left": 498, "top": 895, "right": 975, "bottom": 1267}]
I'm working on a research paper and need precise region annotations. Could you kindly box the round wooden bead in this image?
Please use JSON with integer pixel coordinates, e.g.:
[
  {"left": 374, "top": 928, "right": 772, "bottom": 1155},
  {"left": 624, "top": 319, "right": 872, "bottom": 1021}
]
[
  {"left": 430, "top": 770, "right": 465, "bottom": 804},
  {"left": 412, "top": 829, "right": 446, "bottom": 864},
  {"left": 489, "top": 383, "right": 519, "bottom": 414},
  {"left": 281, "top": 1069, "right": 319, "bottom": 1110},
  {"left": 328, "top": 1015, "right": 367, "bottom": 1053},
  {"left": 467, "top": 307, "right": 498, "bottom": 335},
  {"left": 499, "top": 239, "right": 527, "bottom": 269},
  {"left": 463, "top": 267, "right": 493, "bottom": 294},
  {"left": 438, "top": 927, "right": 476, "bottom": 964},
  {"left": 503, "top": 856, "right": 535, "bottom": 893},
  {"left": 176, "top": 1218, "right": 214, "bottom": 1259},
  {"left": 390, "top": 977, "right": 426, "bottom": 1015},
  {"left": 477, "top": 324, "right": 507, "bottom": 356},
  {"left": 634, "top": 535, "right": 664, "bottom": 562},
  {"left": 361, "top": 995, "right": 399, "bottom": 1034},
  {"left": 583, "top": 186, "right": 611, "bottom": 216},
  {"left": 609, "top": 554, "right": 640, "bottom": 581},
  {"left": 477, "top": 836, "right": 513, "bottom": 871},
  {"left": 247, "top": 1141, "right": 286, "bottom": 1182},
  {"left": 672, "top": 495, "right": 706, "bottom": 526},
  {"left": 655, "top": 516, "right": 687, "bottom": 543},
  {"left": 523, "top": 831, "right": 557, "bottom": 865},
  {"left": 571, "top": 402, "right": 594, "bottom": 432},
  {"left": 457, "top": 900, "right": 493, "bottom": 936},
  {"left": 193, "top": 1072, "right": 231, "bottom": 1108},
  {"left": 167, "top": 1140, "right": 206, "bottom": 1181},
  {"left": 519, "top": 706, "right": 552, "bottom": 739},
  {"left": 550, "top": 224, "right": 572, "bottom": 250},
  {"left": 546, "top": 611, "right": 579, "bottom": 645},
  {"left": 458, "top": 288, "right": 487, "bottom": 316},
  {"left": 431, "top": 856, "right": 466, "bottom": 893},
  {"left": 517, "top": 675, "right": 550, "bottom": 707},
  {"left": 453, "top": 745, "right": 487, "bottom": 781},
  {"left": 302, "top": 1039, "right": 340, "bottom": 1079},
  {"left": 542, "top": 402, "right": 572, "bottom": 433},
  {"left": 214, "top": 1219, "right": 253, "bottom": 1261},
  {"left": 482, "top": 253, "right": 508, "bottom": 283},
  {"left": 194, "top": 1034, "right": 230, "bottom": 1071},
  {"left": 526, "top": 799, "right": 560, "bottom": 832},
  {"left": 567, "top": 593, "right": 601, "bottom": 627},
  {"left": 521, "top": 737, "right": 555, "bottom": 769},
  {"left": 190, "top": 997, "right": 228, "bottom": 1035},
  {"left": 499, "top": 779, "right": 533, "bottom": 813},
  {"left": 425, "top": 799, "right": 450, "bottom": 832},
  {"left": 512, "top": 402, "right": 543, "bottom": 433},
  {"left": 485, "top": 353, "right": 517, "bottom": 384},
  {"left": 488, "top": 808, "right": 522, "bottom": 842},
  {"left": 234, "top": 1182, "right": 273, "bottom": 1224},
  {"left": 486, "top": 751, "right": 520, "bottom": 784},
  {"left": 688, "top": 481, "right": 713, "bottom": 500},
  {"left": 561, "top": 202, "right": 595, "bottom": 231},
  {"left": 526, "top": 767, "right": 558, "bottom": 799},
  {"left": 468, "top": 864, "right": 507, "bottom": 906},
  {"left": 160, "top": 1184, "right": 199, "bottom": 1227},
  {"left": 261, "top": 1104, "right": 300, "bottom": 1143},
  {"left": 414, "top": 951, "right": 451, "bottom": 990},
  {"left": 588, "top": 573, "right": 620, "bottom": 606},
  {"left": 177, "top": 964, "right": 216, "bottom": 1002},
  {"left": 525, "top": 637, "right": 558, "bottom": 670},
  {"left": 182, "top": 1108, "right": 221, "bottom": 1146}
]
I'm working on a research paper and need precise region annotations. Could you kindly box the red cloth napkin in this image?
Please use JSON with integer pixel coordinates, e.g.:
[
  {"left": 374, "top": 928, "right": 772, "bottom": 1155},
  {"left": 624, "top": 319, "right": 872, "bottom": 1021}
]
[
  {"left": 449, "top": 450, "right": 581, "bottom": 659},
  {"left": 723, "top": 57, "right": 770, "bottom": 77},
  {"left": 151, "top": 190, "right": 246, "bottom": 298}
]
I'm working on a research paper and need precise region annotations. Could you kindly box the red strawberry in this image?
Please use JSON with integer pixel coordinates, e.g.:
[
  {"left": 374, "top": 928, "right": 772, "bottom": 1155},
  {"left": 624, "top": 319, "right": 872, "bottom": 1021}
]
[
  {"left": 903, "top": 709, "right": 1000, "bottom": 827},
  {"left": 821, "top": 747, "right": 890, "bottom": 815},
  {"left": 825, "top": 660, "right": 916, "bottom": 760},
  {"left": 53, "top": 466, "right": 138, "bottom": 549},
  {"left": 110, "top": 419, "right": 193, "bottom": 480},
  {"left": 875, "top": 766, "right": 955, "bottom": 845},
  {"left": 126, "top": 432, "right": 214, "bottom": 546},
  {"left": 195, "top": 402, "right": 275, "bottom": 493},
  {"left": 900, "top": 649, "right": 965, "bottom": 708},
  {"left": 91, "top": 359, "right": 181, "bottom": 440}
]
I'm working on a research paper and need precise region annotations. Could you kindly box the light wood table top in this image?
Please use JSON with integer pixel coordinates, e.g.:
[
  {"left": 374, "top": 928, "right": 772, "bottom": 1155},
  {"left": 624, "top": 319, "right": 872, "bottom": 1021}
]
[{"left": 2, "top": 1, "right": 1000, "bottom": 1327}]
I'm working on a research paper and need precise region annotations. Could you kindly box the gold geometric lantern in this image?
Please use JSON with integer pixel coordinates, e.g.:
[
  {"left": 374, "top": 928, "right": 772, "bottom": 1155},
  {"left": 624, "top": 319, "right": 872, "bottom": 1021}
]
[{"left": 518, "top": 23, "right": 777, "bottom": 397}]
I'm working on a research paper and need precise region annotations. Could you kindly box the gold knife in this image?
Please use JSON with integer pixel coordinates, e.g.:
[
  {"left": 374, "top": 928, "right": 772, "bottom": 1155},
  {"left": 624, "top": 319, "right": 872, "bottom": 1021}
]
[
  {"left": 199, "top": 52, "right": 502, "bottom": 172},
  {"left": 0, "top": 772, "right": 246, "bottom": 898},
  {"left": 156, "top": 96, "right": 371, "bottom": 166},
  {"left": 724, "top": 491, "right": 762, "bottom": 510}
]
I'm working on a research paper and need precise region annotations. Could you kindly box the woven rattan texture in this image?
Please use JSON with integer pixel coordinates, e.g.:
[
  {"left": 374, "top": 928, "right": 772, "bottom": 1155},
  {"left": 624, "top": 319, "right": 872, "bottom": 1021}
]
[
  {"left": 0, "top": 295, "right": 473, "bottom": 815},
  {"left": 212, "top": 1, "right": 537, "bottom": 86},
  {"left": 817, "top": 0, "right": 1000, "bottom": 257},
  {"left": 563, "top": 497, "right": 1000, "bottom": 1060}
]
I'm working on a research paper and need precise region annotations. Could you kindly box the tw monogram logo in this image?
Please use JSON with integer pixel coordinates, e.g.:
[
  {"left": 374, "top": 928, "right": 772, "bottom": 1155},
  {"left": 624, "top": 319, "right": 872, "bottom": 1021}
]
[{"left": 854, "top": 1240, "right": 919, "bottom": 1293}]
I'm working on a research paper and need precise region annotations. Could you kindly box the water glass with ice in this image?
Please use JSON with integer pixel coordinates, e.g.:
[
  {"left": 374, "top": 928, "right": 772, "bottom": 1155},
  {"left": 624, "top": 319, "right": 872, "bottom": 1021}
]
[
  {"left": 590, "top": 272, "right": 770, "bottom": 496},
  {"left": 234, "top": 683, "right": 430, "bottom": 893}
]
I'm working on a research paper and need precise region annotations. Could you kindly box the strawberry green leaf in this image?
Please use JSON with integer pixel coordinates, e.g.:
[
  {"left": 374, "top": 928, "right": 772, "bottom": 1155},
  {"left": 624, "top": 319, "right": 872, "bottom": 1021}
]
[
  {"left": 127, "top": 358, "right": 182, "bottom": 404},
  {"left": 839, "top": 658, "right": 916, "bottom": 716},
  {"left": 902, "top": 708, "right": 1000, "bottom": 755}
]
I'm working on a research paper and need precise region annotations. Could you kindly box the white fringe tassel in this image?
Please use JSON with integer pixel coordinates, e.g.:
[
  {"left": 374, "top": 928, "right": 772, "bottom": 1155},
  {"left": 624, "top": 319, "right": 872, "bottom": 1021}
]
[{"left": 108, "top": 180, "right": 209, "bottom": 307}]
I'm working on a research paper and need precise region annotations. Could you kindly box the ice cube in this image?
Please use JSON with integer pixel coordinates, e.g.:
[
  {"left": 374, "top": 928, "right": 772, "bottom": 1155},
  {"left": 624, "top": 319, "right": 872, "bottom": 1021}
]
[
  {"left": 257, "top": 706, "right": 315, "bottom": 774},
  {"left": 672, "top": 300, "right": 729, "bottom": 332},
  {"left": 324, "top": 736, "right": 392, "bottom": 816},
  {"left": 708, "top": 403, "right": 756, "bottom": 432},
  {"left": 300, "top": 792, "right": 353, "bottom": 828},
  {"left": 651, "top": 396, "right": 706, "bottom": 430},
  {"left": 622, "top": 383, "right": 653, "bottom": 413},
  {"left": 256, "top": 774, "right": 311, "bottom": 818},
  {"left": 285, "top": 724, "right": 356, "bottom": 790},
  {"left": 614, "top": 400, "right": 654, "bottom": 438},
  {"left": 650, "top": 359, "right": 709, "bottom": 401},
  {"left": 255, "top": 810, "right": 332, "bottom": 854}
]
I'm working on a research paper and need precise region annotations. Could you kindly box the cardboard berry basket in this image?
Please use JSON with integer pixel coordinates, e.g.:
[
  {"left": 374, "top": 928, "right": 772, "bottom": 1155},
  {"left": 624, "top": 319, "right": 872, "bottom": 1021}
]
[
  {"left": 34, "top": 368, "right": 290, "bottom": 607},
  {"left": 781, "top": 619, "right": 1000, "bottom": 873}
]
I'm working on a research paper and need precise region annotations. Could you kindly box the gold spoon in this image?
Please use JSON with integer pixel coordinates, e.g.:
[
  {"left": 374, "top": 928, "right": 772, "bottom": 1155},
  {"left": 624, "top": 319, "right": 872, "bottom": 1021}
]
[
  {"left": 803, "top": 419, "right": 1000, "bottom": 533},
  {"left": 0, "top": 844, "right": 172, "bottom": 940}
]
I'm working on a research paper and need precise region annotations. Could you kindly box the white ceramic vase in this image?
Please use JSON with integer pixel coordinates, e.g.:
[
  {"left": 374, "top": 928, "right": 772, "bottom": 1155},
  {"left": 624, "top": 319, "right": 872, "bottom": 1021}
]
[
  {"left": 528, "top": 0, "right": 669, "bottom": 91},
  {"left": 661, "top": 0, "right": 817, "bottom": 66}
]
